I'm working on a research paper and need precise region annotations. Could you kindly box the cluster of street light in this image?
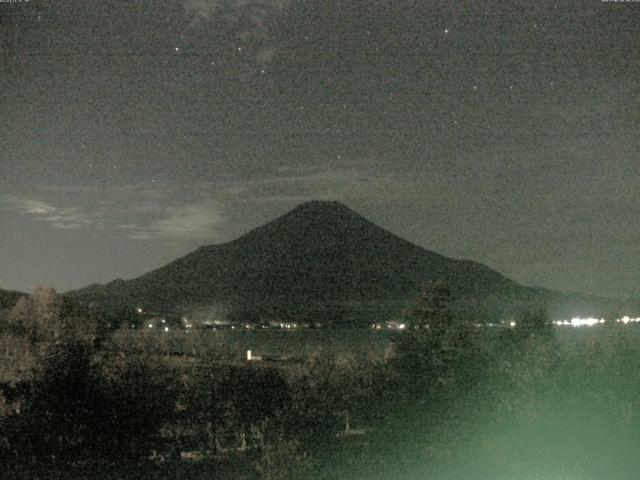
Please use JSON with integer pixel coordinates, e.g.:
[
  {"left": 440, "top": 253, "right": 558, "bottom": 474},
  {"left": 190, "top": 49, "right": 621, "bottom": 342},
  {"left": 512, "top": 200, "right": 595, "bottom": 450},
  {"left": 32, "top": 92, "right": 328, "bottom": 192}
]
[
  {"left": 552, "top": 316, "right": 640, "bottom": 328},
  {"left": 135, "top": 306, "right": 640, "bottom": 332}
]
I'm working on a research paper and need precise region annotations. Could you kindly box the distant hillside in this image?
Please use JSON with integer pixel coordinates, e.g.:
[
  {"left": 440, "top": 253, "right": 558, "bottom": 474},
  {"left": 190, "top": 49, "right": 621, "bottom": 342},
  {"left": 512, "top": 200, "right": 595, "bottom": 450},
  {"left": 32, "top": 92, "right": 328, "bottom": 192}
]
[{"left": 71, "top": 201, "right": 610, "bottom": 324}]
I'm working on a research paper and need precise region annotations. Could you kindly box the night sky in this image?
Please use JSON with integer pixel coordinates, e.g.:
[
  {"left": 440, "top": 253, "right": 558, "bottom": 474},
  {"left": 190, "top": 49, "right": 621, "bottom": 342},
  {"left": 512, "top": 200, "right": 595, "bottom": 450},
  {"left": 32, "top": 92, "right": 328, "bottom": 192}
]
[{"left": 1, "top": 0, "right": 638, "bottom": 297}]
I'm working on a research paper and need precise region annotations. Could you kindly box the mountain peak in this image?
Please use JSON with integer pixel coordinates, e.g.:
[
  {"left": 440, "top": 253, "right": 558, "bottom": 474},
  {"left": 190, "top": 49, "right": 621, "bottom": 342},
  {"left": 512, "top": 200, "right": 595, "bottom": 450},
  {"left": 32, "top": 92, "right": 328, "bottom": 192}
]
[
  {"left": 280, "top": 200, "right": 361, "bottom": 224},
  {"left": 251, "top": 200, "right": 373, "bottom": 241},
  {"left": 287, "top": 200, "right": 355, "bottom": 217},
  {"left": 292, "top": 200, "right": 349, "bottom": 210}
]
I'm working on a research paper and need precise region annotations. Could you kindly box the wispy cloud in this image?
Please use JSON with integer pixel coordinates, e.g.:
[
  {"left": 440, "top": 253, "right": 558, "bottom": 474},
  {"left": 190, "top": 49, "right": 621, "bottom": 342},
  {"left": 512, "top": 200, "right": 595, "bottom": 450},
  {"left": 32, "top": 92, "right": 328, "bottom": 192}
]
[
  {"left": 125, "top": 199, "right": 226, "bottom": 242},
  {"left": 8, "top": 186, "right": 228, "bottom": 243},
  {"left": 5, "top": 196, "right": 95, "bottom": 230},
  {"left": 25, "top": 169, "right": 418, "bottom": 241},
  {"left": 183, "top": 0, "right": 289, "bottom": 66},
  {"left": 18, "top": 199, "right": 57, "bottom": 215},
  {"left": 220, "top": 168, "right": 429, "bottom": 205},
  {"left": 184, "top": 0, "right": 290, "bottom": 24}
]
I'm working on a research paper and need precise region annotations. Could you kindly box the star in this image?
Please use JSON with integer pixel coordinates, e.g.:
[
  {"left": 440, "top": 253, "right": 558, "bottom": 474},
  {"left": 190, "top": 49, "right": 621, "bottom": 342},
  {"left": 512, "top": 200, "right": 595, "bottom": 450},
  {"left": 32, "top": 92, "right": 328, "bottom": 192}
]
[{"left": 444, "top": 28, "right": 449, "bottom": 34}]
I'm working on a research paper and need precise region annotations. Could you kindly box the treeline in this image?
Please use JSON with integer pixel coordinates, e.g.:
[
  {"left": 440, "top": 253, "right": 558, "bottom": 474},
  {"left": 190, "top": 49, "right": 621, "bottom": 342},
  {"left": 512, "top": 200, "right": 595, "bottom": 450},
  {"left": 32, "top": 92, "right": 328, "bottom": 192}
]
[
  {"left": 2, "top": 283, "right": 639, "bottom": 479},
  {"left": 0, "top": 287, "right": 140, "bottom": 345}
]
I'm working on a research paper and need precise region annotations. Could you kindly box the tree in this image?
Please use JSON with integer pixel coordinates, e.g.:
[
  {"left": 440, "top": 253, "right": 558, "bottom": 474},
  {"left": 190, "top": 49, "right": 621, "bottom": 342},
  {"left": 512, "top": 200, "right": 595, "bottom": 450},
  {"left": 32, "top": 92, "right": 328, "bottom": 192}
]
[
  {"left": 6, "top": 296, "right": 32, "bottom": 338},
  {"left": 391, "top": 281, "right": 479, "bottom": 400},
  {"left": 7, "top": 288, "right": 99, "bottom": 346},
  {"left": 191, "top": 363, "right": 292, "bottom": 453},
  {"left": 403, "top": 281, "right": 454, "bottom": 332},
  {"left": 3, "top": 341, "right": 172, "bottom": 465},
  {"left": 513, "top": 306, "right": 553, "bottom": 341},
  {"left": 254, "top": 435, "right": 315, "bottom": 480}
]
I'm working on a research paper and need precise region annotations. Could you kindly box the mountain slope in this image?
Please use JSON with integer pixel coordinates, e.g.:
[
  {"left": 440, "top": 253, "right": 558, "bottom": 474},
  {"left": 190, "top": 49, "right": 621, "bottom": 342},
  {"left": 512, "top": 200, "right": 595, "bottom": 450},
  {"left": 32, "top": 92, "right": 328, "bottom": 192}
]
[{"left": 71, "top": 201, "right": 589, "bottom": 322}]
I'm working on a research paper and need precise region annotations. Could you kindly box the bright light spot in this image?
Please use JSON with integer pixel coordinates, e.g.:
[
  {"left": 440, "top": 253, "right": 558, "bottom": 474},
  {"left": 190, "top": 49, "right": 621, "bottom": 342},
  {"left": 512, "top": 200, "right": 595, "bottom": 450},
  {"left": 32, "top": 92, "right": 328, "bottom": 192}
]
[
  {"left": 509, "top": 321, "right": 516, "bottom": 327},
  {"left": 164, "top": 326, "right": 169, "bottom": 332},
  {"left": 554, "top": 316, "right": 640, "bottom": 327},
  {"left": 617, "top": 316, "right": 640, "bottom": 324},
  {"left": 136, "top": 307, "right": 143, "bottom": 314},
  {"left": 570, "top": 317, "right": 601, "bottom": 327},
  {"left": 148, "top": 323, "right": 153, "bottom": 329},
  {"left": 444, "top": 28, "right": 449, "bottom": 34}
]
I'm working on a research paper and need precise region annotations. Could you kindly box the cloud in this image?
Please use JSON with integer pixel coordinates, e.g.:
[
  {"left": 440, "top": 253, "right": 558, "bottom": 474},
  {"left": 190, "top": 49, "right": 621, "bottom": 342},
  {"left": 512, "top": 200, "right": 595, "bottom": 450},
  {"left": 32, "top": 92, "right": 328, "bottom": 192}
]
[
  {"left": 220, "top": 168, "right": 429, "bottom": 205},
  {"left": 184, "top": 0, "right": 220, "bottom": 23},
  {"left": 27, "top": 170, "right": 419, "bottom": 241},
  {"left": 255, "top": 47, "right": 276, "bottom": 65},
  {"left": 20, "top": 199, "right": 57, "bottom": 215},
  {"left": 183, "top": 0, "right": 288, "bottom": 65},
  {"left": 184, "top": 0, "right": 290, "bottom": 23},
  {"left": 5, "top": 196, "right": 95, "bottom": 230},
  {"left": 126, "top": 199, "right": 225, "bottom": 242},
  {"left": 17, "top": 186, "right": 227, "bottom": 243}
]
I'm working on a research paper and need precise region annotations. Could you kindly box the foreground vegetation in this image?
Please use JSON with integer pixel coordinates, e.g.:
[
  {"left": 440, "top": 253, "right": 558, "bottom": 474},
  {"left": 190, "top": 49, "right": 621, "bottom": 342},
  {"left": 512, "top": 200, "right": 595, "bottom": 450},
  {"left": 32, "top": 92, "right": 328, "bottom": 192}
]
[{"left": 2, "top": 285, "right": 640, "bottom": 479}]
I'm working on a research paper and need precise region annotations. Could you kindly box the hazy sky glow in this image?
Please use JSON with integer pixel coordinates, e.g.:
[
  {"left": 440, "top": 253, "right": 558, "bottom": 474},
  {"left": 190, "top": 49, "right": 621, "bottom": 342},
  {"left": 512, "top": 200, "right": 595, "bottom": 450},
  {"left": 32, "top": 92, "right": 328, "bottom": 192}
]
[{"left": 1, "top": 0, "right": 639, "bottom": 297}]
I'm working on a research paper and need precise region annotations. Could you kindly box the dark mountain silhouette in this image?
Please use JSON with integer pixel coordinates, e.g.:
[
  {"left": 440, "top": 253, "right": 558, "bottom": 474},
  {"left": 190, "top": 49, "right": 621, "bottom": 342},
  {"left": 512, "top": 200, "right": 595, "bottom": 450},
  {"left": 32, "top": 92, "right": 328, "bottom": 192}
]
[{"left": 71, "top": 201, "right": 607, "bottom": 324}]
